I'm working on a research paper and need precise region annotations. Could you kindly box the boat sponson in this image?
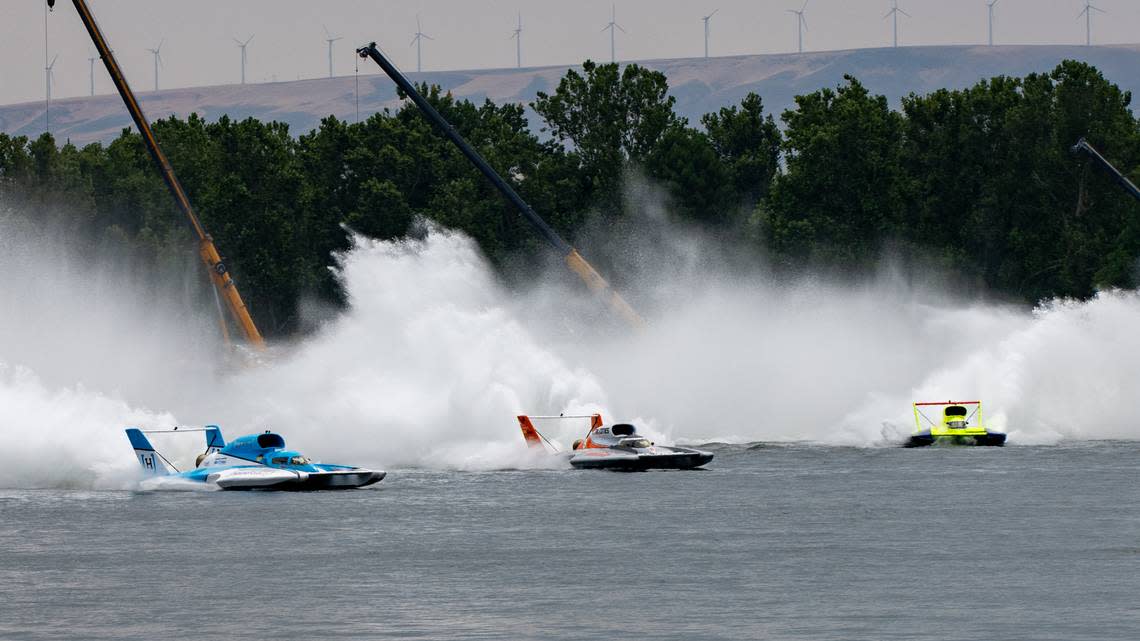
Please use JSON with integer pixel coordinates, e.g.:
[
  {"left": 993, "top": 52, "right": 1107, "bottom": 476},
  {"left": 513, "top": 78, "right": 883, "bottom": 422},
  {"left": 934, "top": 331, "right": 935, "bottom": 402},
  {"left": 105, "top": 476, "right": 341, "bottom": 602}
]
[
  {"left": 570, "top": 449, "right": 714, "bottom": 471},
  {"left": 222, "top": 470, "right": 386, "bottom": 491},
  {"left": 904, "top": 432, "right": 1007, "bottom": 448}
]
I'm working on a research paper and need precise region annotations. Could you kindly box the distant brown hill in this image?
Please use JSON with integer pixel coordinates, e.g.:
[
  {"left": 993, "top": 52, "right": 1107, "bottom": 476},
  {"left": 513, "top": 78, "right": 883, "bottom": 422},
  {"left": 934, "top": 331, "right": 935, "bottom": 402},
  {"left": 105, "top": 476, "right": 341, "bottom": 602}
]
[{"left": 4, "top": 44, "right": 1140, "bottom": 145}]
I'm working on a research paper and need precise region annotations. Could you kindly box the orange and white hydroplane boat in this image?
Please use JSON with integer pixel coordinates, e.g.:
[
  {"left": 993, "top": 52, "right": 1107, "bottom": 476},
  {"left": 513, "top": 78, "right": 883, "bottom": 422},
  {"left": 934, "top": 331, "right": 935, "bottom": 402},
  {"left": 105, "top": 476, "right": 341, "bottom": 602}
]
[{"left": 518, "top": 414, "right": 714, "bottom": 471}]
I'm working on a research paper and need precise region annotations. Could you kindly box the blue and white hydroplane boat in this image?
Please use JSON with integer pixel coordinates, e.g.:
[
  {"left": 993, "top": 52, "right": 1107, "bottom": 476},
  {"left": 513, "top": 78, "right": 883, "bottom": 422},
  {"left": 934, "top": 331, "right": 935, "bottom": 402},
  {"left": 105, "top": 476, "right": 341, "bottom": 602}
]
[{"left": 126, "top": 426, "right": 385, "bottom": 490}]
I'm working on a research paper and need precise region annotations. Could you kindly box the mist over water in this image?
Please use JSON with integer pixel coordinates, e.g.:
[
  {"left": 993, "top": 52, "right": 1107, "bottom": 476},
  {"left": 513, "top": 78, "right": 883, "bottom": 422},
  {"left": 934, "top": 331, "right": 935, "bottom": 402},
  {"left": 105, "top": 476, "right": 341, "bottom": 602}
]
[
  {"left": 3, "top": 187, "right": 1140, "bottom": 488},
  {"left": 215, "top": 228, "right": 608, "bottom": 470}
]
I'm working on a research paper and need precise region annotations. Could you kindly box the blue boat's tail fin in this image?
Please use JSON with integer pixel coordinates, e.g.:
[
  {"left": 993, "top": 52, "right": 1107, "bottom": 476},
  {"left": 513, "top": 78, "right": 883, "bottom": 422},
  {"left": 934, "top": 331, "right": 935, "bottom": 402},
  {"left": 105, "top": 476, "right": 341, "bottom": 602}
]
[
  {"left": 204, "top": 425, "right": 225, "bottom": 454},
  {"left": 125, "top": 428, "right": 173, "bottom": 476}
]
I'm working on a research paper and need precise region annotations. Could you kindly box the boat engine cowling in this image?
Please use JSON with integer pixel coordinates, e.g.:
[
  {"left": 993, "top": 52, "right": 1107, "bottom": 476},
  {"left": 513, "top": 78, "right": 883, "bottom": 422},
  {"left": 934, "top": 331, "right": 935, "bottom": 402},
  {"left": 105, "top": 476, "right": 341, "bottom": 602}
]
[
  {"left": 257, "top": 433, "right": 285, "bottom": 448},
  {"left": 611, "top": 424, "right": 637, "bottom": 436}
]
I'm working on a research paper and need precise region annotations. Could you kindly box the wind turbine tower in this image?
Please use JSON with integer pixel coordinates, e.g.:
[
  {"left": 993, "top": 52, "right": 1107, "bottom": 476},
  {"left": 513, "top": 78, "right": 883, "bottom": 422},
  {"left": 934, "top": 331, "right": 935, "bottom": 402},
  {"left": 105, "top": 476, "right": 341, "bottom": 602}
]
[
  {"left": 1079, "top": 1, "right": 1105, "bottom": 46},
  {"left": 986, "top": 0, "right": 999, "bottom": 46},
  {"left": 411, "top": 15, "right": 433, "bottom": 73},
  {"left": 88, "top": 55, "right": 97, "bottom": 96},
  {"left": 146, "top": 39, "right": 164, "bottom": 91},
  {"left": 511, "top": 13, "right": 523, "bottom": 68},
  {"left": 234, "top": 35, "right": 254, "bottom": 84},
  {"left": 884, "top": 1, "right": 910, "bottom": 48},
  {"left": 323, "top": 26, "right": 342, "bottom": 78},
  {"left": 788, "top": 1, "right": 808, "bottom": 54},
  {"left": 602, "top": 4, "right": 627, "bottom": 64},
  {"left": 43, "top": 0, "right": 51, "bottom": 133},
  {"left": 701, "top": 9, "right": 719, "bottom": 59}
]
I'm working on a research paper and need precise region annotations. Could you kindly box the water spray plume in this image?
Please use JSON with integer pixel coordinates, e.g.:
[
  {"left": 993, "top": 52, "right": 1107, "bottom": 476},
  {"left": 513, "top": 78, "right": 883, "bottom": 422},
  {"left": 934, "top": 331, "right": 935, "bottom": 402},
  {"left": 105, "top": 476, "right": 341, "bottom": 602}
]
[{"left": 7, "top": 185, "right": 1140, "bottom": 489}]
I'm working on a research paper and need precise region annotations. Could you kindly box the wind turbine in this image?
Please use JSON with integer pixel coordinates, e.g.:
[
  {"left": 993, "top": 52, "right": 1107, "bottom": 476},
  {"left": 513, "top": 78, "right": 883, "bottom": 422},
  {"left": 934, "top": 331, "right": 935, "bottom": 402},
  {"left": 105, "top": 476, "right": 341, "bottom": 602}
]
[
  {"left": 411, "top": 15, "right": 433, "bottom": 73},
  {"left": 510, "top": 13, "right": 523, "bottom": 68},
  {"left": 884, "top": 1, "right": 910, "bottom": 48},
  {"left": 323, "top": 25, "right": 342, "bottom": 78},
  {"left": 1078, "top": 1, "right": 1105, "bottom": 46},
  {"left": 234, "top": 35, "right": 254, "bottom": 84},
  {"left": 602, "top": 4, "right": 627, "bottom": 64},
  {"left": 45, "top": 54, "right": 58, "bottom": 134},
  {"left": 986, "top": 0, "right": 999, "bottom": 46},
  {"left": 788, "top": 1, "right": 808, "bottom": 54},
  {"left": 146, "top": 39, "right": 164, "bottom": 91},
  {"left": 701, "top": 9, "right": 718, "bottom": 59}
]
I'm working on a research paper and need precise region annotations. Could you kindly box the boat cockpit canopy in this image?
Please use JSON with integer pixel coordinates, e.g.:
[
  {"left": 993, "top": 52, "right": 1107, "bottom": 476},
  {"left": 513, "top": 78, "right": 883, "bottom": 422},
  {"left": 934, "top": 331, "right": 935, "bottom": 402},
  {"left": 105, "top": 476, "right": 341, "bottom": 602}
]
[{"left": 270, "top": 455, "right": 310, "bottom": 466}]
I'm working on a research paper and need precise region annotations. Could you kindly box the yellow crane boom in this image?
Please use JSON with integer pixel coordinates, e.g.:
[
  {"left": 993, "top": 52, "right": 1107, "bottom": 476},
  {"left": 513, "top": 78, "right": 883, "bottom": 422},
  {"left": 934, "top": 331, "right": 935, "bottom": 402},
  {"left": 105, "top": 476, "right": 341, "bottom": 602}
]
[
  {"left": 356, "top": 42, "right": 644, "bottom": 328},
  {"left": 48, "top": 0, "right": 265, "bottom": 349}
]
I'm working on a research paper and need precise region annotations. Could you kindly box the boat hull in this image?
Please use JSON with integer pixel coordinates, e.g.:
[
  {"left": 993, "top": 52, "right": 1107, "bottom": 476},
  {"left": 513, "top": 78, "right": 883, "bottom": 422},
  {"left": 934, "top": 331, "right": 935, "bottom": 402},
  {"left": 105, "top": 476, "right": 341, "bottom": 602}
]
[
  {"left": 283, "top": 470, "right": 387, "bottom": 490},
  {"left": 904, "top": 432, "right": 1007, "bottom": 448},
  {"left": 569, "top": 447, "right": 714, "bottom": 471},
  {"left": 212, "top": 468, "right": 386, "bottom": 490}
]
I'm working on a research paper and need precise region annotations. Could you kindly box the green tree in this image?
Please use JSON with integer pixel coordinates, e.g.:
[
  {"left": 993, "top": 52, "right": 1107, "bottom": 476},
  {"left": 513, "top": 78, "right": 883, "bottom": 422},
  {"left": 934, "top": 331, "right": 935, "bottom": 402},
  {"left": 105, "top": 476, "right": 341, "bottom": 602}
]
[
  {"left": 0, "top": 134, "right": 32, "bottom": 182},
  {"left": 533, "top": 60, "right": 681, "bottom": 209},
  {"left": 900, "top": 61, "right": 1140, "bottom": 300},
  {"left": 767, "top": 76, "right": 904, "bottom": 264},
  {"left": 645, "top": 127, "right": 735, "bottom": 224},
  {"left": 701, "top": 92, "right": 781, "bottom": 205}
]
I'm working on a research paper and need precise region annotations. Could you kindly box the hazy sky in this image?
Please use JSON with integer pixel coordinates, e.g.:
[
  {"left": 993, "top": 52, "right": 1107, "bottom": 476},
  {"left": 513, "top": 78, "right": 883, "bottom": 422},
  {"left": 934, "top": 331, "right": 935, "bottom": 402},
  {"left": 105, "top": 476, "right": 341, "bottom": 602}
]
[{"left": 3, "top": 0, "right": 1140, "bottom": 106}]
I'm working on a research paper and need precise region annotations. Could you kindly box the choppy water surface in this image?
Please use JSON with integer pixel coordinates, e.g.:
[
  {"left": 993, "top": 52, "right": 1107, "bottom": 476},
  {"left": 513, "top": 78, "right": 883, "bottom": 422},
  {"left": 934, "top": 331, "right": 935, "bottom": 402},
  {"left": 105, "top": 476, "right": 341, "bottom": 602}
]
[{"left": 2, "top": 442, "right": 1139, "bottom": 641}]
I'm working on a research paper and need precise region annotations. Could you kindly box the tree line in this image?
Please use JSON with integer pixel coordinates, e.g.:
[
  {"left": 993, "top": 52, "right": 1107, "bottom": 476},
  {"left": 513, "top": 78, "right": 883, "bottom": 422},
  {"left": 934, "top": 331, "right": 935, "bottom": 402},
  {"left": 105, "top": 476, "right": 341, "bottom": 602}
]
[{"left": 1, "top": 59, "right": 1137, "bottom": 335}]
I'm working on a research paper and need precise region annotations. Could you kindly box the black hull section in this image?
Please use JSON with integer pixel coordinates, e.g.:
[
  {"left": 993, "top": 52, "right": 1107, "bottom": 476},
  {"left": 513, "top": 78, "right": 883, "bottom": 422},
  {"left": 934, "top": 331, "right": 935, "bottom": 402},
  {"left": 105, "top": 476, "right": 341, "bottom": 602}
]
[
  {"left": 223, "top": 470, "right": 386, "bottom": 491},
  {"left": 571, "top": 451, "right": 714, "bottom": 471},
  {"left": 904, "top": 433, "right": 1007, "bottom": 448}
]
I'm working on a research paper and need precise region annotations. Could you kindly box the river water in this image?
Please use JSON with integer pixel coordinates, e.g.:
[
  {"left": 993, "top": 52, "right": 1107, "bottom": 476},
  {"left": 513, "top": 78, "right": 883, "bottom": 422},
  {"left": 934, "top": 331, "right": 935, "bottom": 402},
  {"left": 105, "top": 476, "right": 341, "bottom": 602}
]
[{"left": 2, "top": 442, "right": 1138, "bottom": 640}]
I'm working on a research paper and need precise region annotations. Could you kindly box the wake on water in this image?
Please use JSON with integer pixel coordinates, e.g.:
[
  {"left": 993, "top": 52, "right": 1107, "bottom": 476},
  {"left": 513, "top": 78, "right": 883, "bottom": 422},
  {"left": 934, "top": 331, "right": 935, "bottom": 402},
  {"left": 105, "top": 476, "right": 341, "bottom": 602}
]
[{"left": 2, "top": 190, "right": 1140, "bottom": 488}]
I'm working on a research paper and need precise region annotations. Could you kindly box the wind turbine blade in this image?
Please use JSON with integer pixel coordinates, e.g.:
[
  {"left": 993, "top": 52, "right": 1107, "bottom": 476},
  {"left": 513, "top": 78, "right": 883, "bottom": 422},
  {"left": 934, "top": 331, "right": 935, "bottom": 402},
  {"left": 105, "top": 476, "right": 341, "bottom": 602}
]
[
  {"left": 884, "top": 9, "right": 893, "bottom": 19},
  {"left": 323, "top": 24, "right": 331, "bottom": 38},
  {"left": 899, "top": 8, "right": 911, "bottom": 17},
  {"left": 49, "top": 53, "right": 59, "bottom": 67},
  {"left": 801, "top": 0, "right": 809, "bottom": 10},
  {"left": 246, "top": 35, "right": 255, "bottom": 45},
  {"left": 423, "top": 33, "right": 434, "bottom": 40},
  {"left": 234, "top": 37, "right": 243, "bottom": 46},
  {"left": 410, "top": 35, "right": 419, "bottom": 46},
  {"left": 709, "top": 8, "right": 719, "bottom": 19},
  {"left": 616, "top": 23, "right": 627, "bottom": 33},
  {"left": 801, "top": 14, "right": 809, "bottom": 30},
  {"left": 602, "top": 23, "right": 611, "bottom": 32}
]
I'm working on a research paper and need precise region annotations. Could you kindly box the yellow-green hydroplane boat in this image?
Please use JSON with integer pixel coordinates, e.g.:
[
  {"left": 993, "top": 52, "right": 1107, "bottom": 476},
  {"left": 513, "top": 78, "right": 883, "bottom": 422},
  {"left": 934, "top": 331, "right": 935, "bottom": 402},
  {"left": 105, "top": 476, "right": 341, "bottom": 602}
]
[{"left": 906, "top": 401, "right": 1006, "bottom": 447}]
